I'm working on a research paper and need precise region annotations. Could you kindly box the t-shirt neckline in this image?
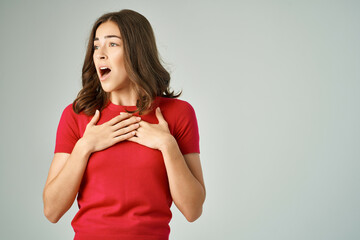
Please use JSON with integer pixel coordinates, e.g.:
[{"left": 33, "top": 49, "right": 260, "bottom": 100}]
[
  {"left": 107, "top": 101, "right": 138, "bottom": 112},
  {"left": 106, "top": 96, "right": 161, "bottom": 113}
]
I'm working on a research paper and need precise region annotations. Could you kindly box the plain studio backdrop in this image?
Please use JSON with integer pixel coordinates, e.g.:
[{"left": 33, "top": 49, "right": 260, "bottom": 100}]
[{"left": 0, "top": 0, "right": 359, "bottom": 239}]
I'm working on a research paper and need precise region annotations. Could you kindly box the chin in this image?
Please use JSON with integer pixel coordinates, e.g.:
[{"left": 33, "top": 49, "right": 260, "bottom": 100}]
[
  {"left": 101, "top": 81, "right": 130, "bottom": 93},
  {"left": 99, "top": 82, "right": 114, "bottom": 92},
  {"left": 99, "top": 84, "right": 112, "bottom": 93},
  {"left": 101, "top": 87, "right": 113, "bottom": 93}
]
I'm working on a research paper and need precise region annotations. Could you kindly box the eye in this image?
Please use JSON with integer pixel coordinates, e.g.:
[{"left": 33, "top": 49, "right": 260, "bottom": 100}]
[{"left": 93, "top": 43, "right": 118, "bottom": 51}]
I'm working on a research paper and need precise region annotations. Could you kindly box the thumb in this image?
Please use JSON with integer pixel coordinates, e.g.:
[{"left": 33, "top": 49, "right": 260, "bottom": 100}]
[
  {"left": 89, "top": 109, "right": 100, "bottom": 125},
  {"left": 155, "top": 107, "right": 165, "bottom": 123}
]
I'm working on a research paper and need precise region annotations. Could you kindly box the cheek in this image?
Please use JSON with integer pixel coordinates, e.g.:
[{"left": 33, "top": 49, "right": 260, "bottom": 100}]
[
  {"left": 111, "top": 58, "right": 128, "bottom": 79},
  {"left": 114, "top": 55, "right": 126, "bottom": 71}
]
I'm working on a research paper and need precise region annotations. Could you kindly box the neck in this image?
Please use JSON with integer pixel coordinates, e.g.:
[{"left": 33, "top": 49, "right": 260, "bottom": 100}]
[{"left": 109, "top": 87, "right": 138, "bottom": 106}]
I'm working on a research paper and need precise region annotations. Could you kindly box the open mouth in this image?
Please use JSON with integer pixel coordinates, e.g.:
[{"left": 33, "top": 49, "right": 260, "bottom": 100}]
[{"left": 99, "top": 67, "right": 112, "bottom": 78}]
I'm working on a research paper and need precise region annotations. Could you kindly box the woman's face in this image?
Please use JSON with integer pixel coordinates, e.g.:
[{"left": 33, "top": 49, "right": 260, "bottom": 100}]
[{"left": 93, "top": 21, "right": 131, "bottom": 93}]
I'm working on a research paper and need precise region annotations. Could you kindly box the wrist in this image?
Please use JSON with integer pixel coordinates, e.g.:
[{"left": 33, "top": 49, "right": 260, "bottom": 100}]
[
  {"left": 76, "top": 138, "right": 94, "bottom": 156},
  {"left": 159, "top": 134, "right": 176, "bottom": 152}
]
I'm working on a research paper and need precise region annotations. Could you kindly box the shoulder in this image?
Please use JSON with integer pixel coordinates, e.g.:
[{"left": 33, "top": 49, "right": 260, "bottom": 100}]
[
  {"left": 59, "top": 103, "right": 86, "bottom": 121},
  {"left": 63, "top": 103, "right": 74, "bottom": 112},
  {"left": 61, "top": 103, "right": 76, "bottom": 117},
  {"left": 157, "top": 97, "right": 198, "bottom": 128},
  {"left": 158, "top": 97, "right": 196, "bottom": 114},
  {"left": 62, "top": 103, "right": 89, "bottom": 116}
]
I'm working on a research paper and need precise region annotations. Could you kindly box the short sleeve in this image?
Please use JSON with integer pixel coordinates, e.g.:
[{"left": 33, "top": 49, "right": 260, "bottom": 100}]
[
  {"left": 174, "top": 101, "right": 200, "bottom": 155},
  {"left": 54, "top": 104, "right": 80, "bottom": 154}
]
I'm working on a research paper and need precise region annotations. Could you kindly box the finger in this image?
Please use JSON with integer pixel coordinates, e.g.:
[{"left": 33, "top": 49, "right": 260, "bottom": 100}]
[
  {"left": 137, "top": 120, "right": 146, "bottom": 127},
  {"left": 155, "top": 107, "right": 165, "bottom": 123},
  {"left": 127, "top": 135, "right": 139, "bottom": 143},
  {"left": 89, "top": 110, "right": 100, "bottom": 125},
  {"left": 113, "top": 123, "right": 140, "bottom": 137},
  {"left": 107, "top": 112, "right": 133, "bottom": 126},
  {"left": 112, "top": 116, "right": 141, "bottom": 130},
  {"left": 112, "top": 130, "right": 137, "bottom": 143}
]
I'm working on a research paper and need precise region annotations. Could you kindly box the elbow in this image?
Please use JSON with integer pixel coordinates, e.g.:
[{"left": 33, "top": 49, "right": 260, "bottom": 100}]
[
  {"left": 43, "top": 189, "right": 63, "bottom": 223},
  {"left": 44, "top": 206, "right": 60, "bottom": 223},
  {"left": 182, "top": 192, "right": 206, "bottom": 222},
  {"left": 185, "top": 206, "right": 203, "bottom": 223},
  {"left": 47, "top": 216, "right": 60, "bottom": 224},
  {"left": 43, "top": 196, "right": 63, "bottom": 224}
]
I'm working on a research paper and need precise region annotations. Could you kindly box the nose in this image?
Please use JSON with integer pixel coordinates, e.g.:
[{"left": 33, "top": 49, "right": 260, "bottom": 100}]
[{"left": 95, "top": 47, "right": 108, "bottom": 60}]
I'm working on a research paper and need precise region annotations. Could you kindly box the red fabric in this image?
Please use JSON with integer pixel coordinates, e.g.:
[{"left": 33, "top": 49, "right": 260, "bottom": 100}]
[{"left": 54, "top": 96, "right": 200, "bottom": 240}]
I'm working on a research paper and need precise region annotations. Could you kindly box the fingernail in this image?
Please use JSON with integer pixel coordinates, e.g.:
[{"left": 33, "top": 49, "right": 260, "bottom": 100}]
[{"left": 136, "top": 117, "right": 141, "bottom": 121}]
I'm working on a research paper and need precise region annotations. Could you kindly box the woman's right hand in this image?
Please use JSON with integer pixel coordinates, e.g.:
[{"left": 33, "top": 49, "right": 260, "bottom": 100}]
[{"left": 81, "top": 110, "right": 141, "bottom": 153}]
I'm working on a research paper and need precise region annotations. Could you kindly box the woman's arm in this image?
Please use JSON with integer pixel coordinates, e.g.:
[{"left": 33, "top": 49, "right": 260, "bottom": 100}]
[
  {"left": 159, "top": 136, "right": 206, "bottom": 222},
  {"left": 43, "top": 111, "right": 140, "bottom": 223},
  {"left": 43, "top": 139, "right": 92, "bottom": 223},
  {"left": 127, "top": 107, "right": 206, "bottom": 222}
]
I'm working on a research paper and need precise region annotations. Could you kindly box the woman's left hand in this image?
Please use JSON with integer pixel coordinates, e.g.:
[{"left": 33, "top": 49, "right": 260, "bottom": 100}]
[{"left": 127, "top": 107, "right": 172, "bottom": 150}]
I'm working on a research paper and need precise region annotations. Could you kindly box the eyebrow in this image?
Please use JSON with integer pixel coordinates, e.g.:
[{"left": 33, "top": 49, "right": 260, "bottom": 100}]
[{"left": 93, "top": 35, "right": 121, "bottom": 41}]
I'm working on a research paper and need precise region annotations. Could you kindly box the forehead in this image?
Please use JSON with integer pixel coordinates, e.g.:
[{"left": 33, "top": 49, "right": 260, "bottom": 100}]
[{"left": 94, "top": 21, "right": 121, "bottom": 40}]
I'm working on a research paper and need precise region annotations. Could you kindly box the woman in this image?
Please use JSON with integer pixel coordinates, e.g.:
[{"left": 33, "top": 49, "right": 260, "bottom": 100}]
[{"left": 42, "top": 9, "right": 205, "bottom": 240}]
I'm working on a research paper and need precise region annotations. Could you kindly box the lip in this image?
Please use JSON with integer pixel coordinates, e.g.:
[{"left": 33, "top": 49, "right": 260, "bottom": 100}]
[
  {"left": 99, "top": 71, "right": 111, "bottom": 81},
  {"left": 98, "top": 65, "right": 111, "bottom": 81}
]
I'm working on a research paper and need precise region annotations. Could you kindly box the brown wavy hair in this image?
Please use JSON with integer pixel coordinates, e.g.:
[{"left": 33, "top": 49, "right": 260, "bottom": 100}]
[{"left": 73, "top": 9, "right": 181, "bottom": 116}]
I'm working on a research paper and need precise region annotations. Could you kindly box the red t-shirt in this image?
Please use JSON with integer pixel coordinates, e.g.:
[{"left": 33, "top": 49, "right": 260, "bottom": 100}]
[{"left": 54, "top": 96, "right": 200, "bottom": 240}]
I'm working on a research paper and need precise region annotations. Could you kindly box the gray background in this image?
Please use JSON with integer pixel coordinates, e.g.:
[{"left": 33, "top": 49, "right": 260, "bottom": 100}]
[{"left": 0, "top": 0, "right": 359, "bottom": 239}]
